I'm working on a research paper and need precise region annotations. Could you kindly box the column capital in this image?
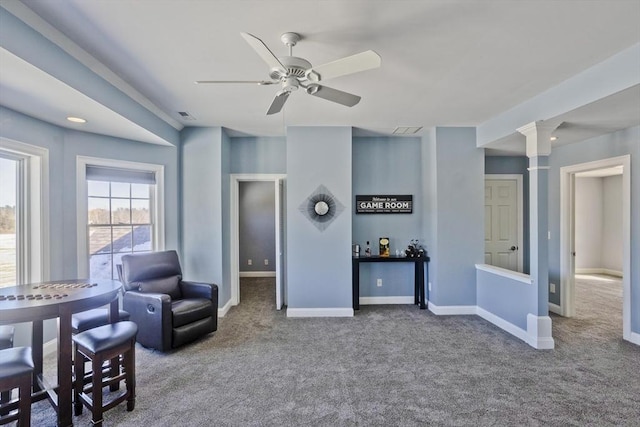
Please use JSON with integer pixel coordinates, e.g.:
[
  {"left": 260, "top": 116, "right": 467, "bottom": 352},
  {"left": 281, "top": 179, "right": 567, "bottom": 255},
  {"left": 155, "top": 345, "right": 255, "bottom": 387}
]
[{"left": 517, "top": 120, "right": 558, "bottom": 158}]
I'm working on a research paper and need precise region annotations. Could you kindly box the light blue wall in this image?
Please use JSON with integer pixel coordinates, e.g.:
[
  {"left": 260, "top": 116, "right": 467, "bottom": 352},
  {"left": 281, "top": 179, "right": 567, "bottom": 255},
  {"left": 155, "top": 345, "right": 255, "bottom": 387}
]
[
  {"left": 286, "top": 127, "right": 352, "bottom": 309},
  {"left": 0, "top": 7, "right": 180, "bottom": 146},
  {"left": 229, "top": 137, "right": 286, "bottom": 174},
  {"left": 352, "top": 136, "right": 423, "bottom": 297},
  {"left": 485, "top": 156, "right": 530, "bottom": 274},
  {"left": 180, "top": 127, "right": 228, "bottom": 303},
  {"left": 431, "top": 128, "right": 484, "bottom": 307},
  {"left": 0, "top": 106, "right": 180, "bottom": 345},
  {"left": 548, "top": 126, "right": 639, "bottom": 333},
  {"left": 477, "top": 270, "right": 536, "bottom": 330}
]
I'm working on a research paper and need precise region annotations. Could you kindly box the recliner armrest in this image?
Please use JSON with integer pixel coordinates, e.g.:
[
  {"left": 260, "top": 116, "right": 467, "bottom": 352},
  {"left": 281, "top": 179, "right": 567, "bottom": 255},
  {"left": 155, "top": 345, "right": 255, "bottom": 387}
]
[
  {"left": 122, "top": 290, "right": 172, "bottom": 351},
  {"left": 180, "top": 281, "right": 218, "bottom": 302}
]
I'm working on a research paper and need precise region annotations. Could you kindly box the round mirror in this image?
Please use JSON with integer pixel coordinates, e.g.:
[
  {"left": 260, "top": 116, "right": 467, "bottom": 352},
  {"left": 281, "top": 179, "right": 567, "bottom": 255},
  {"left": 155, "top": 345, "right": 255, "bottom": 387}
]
[{"left": 314, "top": 201, "right": 330, "bottom": 216}]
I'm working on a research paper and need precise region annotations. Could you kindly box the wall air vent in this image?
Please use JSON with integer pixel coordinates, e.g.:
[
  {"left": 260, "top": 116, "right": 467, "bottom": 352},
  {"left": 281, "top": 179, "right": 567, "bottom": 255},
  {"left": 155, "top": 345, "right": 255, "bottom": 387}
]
[
  {"left": 393, "top": 126, "right": 423, "bottom": 135},
  {"left": 178, "top": 111, "right": 196, "bottom": 121}
]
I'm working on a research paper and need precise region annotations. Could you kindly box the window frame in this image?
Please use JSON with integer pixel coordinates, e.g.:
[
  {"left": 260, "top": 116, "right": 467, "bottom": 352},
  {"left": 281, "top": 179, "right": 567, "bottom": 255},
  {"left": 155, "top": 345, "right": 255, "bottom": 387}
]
[
  {"left": 76, "top": 156, "right": 164, "bottom": 279},
  {"left": 0, "top": 138, "right": 49, "bottom": 286}
]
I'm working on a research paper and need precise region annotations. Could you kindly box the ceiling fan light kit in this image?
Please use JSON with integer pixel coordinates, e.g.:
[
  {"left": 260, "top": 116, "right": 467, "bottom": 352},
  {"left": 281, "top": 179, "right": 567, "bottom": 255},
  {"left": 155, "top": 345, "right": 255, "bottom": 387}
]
[{"left": 197, "top": 31, "right": 381, "bottom": 115}]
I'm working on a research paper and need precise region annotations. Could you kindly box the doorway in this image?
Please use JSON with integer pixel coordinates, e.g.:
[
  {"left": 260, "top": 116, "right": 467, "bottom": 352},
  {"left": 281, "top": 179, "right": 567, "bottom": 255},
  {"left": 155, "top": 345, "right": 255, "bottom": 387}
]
[
  {"left": 230, "top": 174, "right": 286, "bottom": 310},
  {"left": 559, "top": 155, "right": 631, "bottom": 342}
]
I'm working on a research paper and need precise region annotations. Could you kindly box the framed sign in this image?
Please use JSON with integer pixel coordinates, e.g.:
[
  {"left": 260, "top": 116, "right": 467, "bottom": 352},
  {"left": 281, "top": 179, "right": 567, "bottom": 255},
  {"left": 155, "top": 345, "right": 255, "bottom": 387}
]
[{"left": 356, "top": 195, "right": 413, "bottom": 214}]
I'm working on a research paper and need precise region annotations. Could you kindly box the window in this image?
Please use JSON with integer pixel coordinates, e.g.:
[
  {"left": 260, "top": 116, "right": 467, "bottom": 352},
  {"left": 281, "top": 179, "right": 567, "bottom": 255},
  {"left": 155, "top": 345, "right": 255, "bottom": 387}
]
[
  {"left": 0, "top": 140, "right": 49, "bottom": 288},
  {"left": 0, "top": 154, "right": 19, "bottom": 287},
  {"left": 77, "top": 157, "right": 164, "bottom": 280}
]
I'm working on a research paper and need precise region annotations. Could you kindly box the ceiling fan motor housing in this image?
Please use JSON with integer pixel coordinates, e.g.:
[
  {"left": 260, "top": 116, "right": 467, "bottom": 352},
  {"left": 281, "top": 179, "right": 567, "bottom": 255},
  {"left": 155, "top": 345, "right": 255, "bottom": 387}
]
[{"left": 270, "top": 56, "right": 312, "bottom": 80}]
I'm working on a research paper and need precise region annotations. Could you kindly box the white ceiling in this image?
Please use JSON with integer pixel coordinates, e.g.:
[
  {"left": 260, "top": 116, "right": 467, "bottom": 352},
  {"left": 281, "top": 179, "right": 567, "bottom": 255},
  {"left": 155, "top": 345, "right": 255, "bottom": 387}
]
[{"left": 2, "top": 0, "right": 640, "bottom": 151}]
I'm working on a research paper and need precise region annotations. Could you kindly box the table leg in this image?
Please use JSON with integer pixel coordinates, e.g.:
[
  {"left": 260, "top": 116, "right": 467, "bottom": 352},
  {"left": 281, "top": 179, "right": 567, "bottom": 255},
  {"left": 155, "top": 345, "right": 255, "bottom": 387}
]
[
  {"left": 58, "top": 307, "right": 73, "bottom": 427},
  {"left": 352, "top": 261, "right": 360, "bottom": 310},
  {"left": 417, "top": 262, "right": 426, "bottom": 309},
  {"left": 32, "top": 319, "right": 44, "bottom": 392},
  {"left": 414, "top": 263, "right": 419, "bottom": 305}
]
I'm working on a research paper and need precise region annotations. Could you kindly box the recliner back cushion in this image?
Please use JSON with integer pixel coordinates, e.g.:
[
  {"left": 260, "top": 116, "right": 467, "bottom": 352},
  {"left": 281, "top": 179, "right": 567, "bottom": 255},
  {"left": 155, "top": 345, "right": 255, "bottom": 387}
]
[
  {"left": 121, "top": 250, "right": 183, "bottom": 291},
  {"left": 136, "top": 275, "right": 182, "bottom": 300}
]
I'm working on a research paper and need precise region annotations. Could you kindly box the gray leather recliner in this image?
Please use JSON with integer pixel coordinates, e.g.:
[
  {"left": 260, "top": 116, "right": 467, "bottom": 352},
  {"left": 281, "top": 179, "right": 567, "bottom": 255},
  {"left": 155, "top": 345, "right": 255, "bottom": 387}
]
[{"left": 120, "top": 250, "right": 218, "bottom": 351}]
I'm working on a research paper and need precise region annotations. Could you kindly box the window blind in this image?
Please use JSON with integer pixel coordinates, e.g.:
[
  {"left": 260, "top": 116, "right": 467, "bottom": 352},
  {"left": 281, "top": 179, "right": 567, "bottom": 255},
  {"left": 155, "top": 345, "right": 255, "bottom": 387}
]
[{"left": 86, "top": 165, "right": 156, "bottom": 184}]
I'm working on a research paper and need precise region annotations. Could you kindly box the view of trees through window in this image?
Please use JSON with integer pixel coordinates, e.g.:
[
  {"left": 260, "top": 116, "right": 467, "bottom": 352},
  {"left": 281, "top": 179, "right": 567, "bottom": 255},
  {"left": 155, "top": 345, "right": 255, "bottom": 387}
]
[
  {"left": 88, "top": 180, "right": 153, "bottom": 280},
  {"left": 0, "top": 156, "right": 17, "bottom": 287}
]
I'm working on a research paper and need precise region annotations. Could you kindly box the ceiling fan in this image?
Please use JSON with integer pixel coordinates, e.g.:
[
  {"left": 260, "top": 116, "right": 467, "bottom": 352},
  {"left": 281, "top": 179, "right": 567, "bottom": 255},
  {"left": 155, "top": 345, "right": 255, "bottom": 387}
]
[{"left": 196, "top": 32, "right": 381, "bottom": 115}]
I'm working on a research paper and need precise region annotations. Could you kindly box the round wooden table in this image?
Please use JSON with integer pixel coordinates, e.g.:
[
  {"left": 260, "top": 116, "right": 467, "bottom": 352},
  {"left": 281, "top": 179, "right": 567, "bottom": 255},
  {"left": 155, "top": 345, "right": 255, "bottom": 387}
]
[{"left": 0, "top": 279, "right": 121, "bottom": 427}]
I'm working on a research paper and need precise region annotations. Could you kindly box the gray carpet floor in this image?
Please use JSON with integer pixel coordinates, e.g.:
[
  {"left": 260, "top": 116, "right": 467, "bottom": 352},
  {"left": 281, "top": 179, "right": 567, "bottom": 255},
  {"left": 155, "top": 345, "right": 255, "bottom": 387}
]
[{"left": 29, "top": 275, "right": 639, "bottom": 426}]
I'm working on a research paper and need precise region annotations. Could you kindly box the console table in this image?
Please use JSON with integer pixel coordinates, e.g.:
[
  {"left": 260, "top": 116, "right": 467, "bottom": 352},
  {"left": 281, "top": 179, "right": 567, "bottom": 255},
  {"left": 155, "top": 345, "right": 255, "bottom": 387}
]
[{"left": 352, "top": 255, "right": 430, "bottom": 310}]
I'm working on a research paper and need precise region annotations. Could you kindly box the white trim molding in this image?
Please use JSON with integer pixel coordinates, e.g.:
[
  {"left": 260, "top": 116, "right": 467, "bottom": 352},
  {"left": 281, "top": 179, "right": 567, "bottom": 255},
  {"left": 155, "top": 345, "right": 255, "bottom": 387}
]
[
  {"left": 575, "top": 268, "right": 623, "bottom": 278},
  {"left": 359, "top": 296, "right": 414, "bottom": 305},
  {"left": 76, "top": 156, "right": 165, "bottom": 278},
  {"left": 477, "top": 307, "right": 529, "bottom": 344},
  {"left": 0, "top": 138, "right": 50, "bottom": 283},
  {"left": 286, "top": 308, "right": 353, "bottom": 318},
  {"left": 428, "top": 303, "right": 477, "bottom": 316},
  {"left": 630, "top": 332, "right": 640, "bottom": 346},
  {"left": 475, "top": 264, "right": 532, "bottom": 284},
  {"left": 526, "top": 314, "right": 555, "bottom": 349},
  {"left": 560, "top": 155, "right": 631, "bottom": 343},
  {"left": 548, "top": 302, "right": 562, "bottom": 315},
  {"left": 239, "top": 271, "right": 276, "bottom": 278},
  {"left": 218, "top": 298, "right": 233, "bottom": 318}
]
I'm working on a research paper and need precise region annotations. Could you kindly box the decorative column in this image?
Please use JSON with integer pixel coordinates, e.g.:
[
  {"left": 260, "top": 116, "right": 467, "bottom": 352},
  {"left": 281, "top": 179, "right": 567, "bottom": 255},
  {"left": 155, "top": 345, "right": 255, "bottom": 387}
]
[{"left": 517, "top": 120, "right": 556, "bottom": 349}]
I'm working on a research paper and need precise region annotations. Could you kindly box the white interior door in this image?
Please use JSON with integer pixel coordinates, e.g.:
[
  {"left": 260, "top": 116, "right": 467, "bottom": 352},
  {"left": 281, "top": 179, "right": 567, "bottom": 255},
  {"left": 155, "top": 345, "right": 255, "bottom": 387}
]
[
  {"left": 485, "top": 177, "right": 521, "bottom": 271},
  {"left": 275, "top": 179, "right": 285, "bottom": 310}
]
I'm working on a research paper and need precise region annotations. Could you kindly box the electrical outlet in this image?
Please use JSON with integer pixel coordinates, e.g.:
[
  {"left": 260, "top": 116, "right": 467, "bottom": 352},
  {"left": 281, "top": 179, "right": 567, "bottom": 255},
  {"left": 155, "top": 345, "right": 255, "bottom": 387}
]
[
  {"left": 376, "top": 278, "right": 383, "bottom": 287},
  {"left": 550, "top": 283, "right": 556, "bottom": 293},
  {"left": 428, "top": 282, "right": 432, "bottom": 291},
  {"left": 264, "top": 259, "right": 269, "bottom": 266},
  {"left": 247, "top": 259, "right": 252, "bottom": 266}
]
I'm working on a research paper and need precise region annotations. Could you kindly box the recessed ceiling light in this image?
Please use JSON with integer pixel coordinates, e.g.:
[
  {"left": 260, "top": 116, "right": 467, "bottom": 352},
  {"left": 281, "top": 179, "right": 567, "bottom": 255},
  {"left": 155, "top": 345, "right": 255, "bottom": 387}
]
[
  {"left": 550, "top": 136, "right": 558, "bottom": 141},
  {"left": 67, "top": 116, "right": 87, "bottom": 124}
]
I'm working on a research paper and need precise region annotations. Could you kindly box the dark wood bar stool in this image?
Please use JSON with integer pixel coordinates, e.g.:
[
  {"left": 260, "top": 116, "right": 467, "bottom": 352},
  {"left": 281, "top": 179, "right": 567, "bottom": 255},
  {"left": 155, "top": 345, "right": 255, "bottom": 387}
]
[
  {"left": 0, "top": 326, "right": 15, "bottom": 417},
  {"left": 73, "top": 321, "right": 137, "bottom": 426},
  {"left": 0, "top": 346, "right": 34, "bottom": 427}
]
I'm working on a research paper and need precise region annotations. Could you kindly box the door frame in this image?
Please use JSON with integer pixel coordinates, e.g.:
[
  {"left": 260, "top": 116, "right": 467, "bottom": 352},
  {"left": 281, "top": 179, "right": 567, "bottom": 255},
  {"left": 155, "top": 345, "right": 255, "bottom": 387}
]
[
  {"left": 559, "top": 155, "right": 631, "bottom": 341},
  {"left": 230, "top": 174, "right": 286, "bottom": 308},
  {"left": 485, "top": 174, "right": 524, "bottom": 272}
]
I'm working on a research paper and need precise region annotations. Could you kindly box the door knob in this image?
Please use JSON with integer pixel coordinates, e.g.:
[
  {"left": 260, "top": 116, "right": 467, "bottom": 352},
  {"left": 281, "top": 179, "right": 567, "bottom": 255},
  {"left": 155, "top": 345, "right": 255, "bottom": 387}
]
[{"left": 510, "top": 246, "right": 518, "bottom": 251}]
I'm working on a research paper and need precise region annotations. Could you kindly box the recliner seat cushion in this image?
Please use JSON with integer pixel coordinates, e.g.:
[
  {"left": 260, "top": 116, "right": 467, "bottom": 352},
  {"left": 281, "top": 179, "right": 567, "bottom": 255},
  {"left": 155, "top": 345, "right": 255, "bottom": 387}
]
[
  {"left": 171, "top": 299, "right": 213, "bottom": 328},
  {"left": 136, "top": 275, "right": 182, "bottom": 300}
]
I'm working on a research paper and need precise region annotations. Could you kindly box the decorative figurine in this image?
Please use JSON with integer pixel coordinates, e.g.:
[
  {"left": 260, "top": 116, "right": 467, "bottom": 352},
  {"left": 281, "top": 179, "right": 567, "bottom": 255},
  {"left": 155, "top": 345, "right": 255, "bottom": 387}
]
[{"left": 365, "top": 241, "right": 371, "bottom": 257}]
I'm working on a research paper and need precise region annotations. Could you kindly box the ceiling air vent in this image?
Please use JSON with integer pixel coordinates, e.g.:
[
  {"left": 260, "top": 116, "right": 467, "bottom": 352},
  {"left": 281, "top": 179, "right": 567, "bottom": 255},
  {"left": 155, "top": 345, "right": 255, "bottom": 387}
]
[
  {"left": 178, "top": 111, "right": 196, "bottom": 121},
  {"left": 393, "top": 126, "right": 422, "bottom": 135}
]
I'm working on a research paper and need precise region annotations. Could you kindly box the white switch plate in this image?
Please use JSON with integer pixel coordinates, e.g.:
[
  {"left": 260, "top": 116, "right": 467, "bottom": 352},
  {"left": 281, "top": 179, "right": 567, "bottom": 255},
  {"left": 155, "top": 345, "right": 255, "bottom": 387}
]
[
  {"left": 264, "top": 259, "right": 269, "bottom": 265},
  {"left": 550, "top": 283, "right": 556, "bottom": 293},
  {"left": 247, "top": 259, "right": 252, "bottom": 265},
  {"left": 376, "top": 279, "right": 382, "bottom": 287}
]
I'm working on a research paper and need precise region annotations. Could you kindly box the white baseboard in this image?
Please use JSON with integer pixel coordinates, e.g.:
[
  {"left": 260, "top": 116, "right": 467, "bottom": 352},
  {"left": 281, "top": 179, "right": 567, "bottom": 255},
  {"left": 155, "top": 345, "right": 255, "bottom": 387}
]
[
  {"left": 628, "top": 331, "right": 640, "bottom": 346},
  {"left": 548, "top": 302, "right": 562, "bottom": 315},
  {"left": 477, "top": 307, "right": 530, "bottom": 344},
  {"left": 576, "top": 268, "right": 623, "bottom": 277},
  {"left": 428, "top": 302, "right": 477, "bottom": 315},
  {"left": 359, "top": 296, "right": 414, "bottom": 305},
  {"left": 286, "top": 307, "right": 353, "bottom": 318},
  {"left": 218, "top": 298, "right": 233, "bottom": 317},
  {"left": 239, "top": 271, "right": 276, "bottom": 278},
  {"left": 526, "top": 314, "right": 555, "bottom": 349}
]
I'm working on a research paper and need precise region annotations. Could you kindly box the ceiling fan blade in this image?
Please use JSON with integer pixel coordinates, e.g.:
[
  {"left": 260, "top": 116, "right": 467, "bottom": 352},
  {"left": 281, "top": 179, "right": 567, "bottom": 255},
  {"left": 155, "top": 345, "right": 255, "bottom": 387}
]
[
  {"left": 195, "top": 80, "right": 277, "bottom": 85},
  {"left": 306, "top": 84, "right": 361, "bottom": 107},
  {"left": 266, "top": 90, "right": 291, "bottom": 115},
  {"left": 240, "top": 32, "right": 287, "bottom": 74},
  {"left": 305, "top": 50, "right": 381, "bottom": 82}
]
